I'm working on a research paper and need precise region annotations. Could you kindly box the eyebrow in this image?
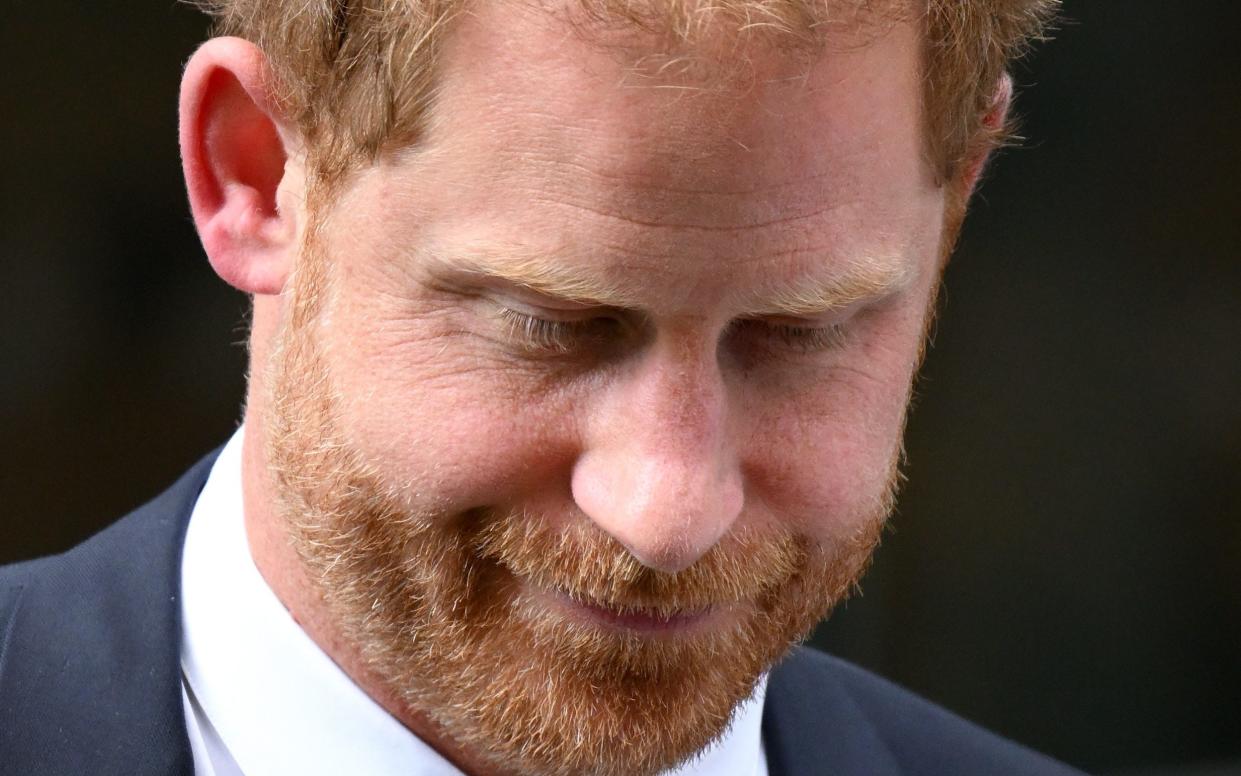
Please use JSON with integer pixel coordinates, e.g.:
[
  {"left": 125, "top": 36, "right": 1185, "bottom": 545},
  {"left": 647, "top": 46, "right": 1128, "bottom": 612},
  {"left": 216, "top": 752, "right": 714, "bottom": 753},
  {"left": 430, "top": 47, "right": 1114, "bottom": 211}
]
[
  {"left": 742, "top": 258, "right": 912, "bottom": 318},
  {"left": 425, "top": 246, "right": 911, "bottom": 318},
  {"left": 426, "top": 246, "right": 641, "bottom": 306}
]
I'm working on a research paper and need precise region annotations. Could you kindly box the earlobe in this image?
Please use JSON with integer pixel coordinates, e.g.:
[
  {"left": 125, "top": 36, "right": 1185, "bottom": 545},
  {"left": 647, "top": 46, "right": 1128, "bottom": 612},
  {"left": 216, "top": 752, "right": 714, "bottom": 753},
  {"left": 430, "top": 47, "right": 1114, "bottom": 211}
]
[
  {"left": 960, "top": 74, "right": 1015, "bottom": 198},
  {"left": 180, "top": 37, "right": 300, "bottom": 296}
]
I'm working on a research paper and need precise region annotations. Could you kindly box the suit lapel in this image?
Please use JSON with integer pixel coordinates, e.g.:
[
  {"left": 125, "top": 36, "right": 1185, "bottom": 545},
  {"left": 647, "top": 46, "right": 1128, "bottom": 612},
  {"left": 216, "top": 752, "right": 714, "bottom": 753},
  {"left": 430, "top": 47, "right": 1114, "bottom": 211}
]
[
  {"left": 762, "top": 647, "right": 904, "bottom": 776},
  {"left": 0, "top": 451, "right": 218, "bottom": 776}
]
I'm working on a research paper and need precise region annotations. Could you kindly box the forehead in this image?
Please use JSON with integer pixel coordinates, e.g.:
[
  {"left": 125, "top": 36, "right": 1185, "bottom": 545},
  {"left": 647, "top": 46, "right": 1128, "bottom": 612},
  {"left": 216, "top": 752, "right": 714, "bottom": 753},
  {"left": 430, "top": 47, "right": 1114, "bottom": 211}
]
[
  {"left": 421, "top": 3, "right": 927, "bottom": 180},
  {"left": 336, "top": 2, "right": 941, "bottom": 309}
]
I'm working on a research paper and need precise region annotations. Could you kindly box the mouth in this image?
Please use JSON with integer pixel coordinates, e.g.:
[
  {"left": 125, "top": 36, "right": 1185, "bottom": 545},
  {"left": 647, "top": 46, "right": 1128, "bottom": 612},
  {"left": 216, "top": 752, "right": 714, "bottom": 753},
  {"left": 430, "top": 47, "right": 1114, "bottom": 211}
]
[
  {"left": 523, "top": 582, "right": 723, "bottom": 636},
  {"left": 566, "top": 595, "right": 714, "bottom": 633}
]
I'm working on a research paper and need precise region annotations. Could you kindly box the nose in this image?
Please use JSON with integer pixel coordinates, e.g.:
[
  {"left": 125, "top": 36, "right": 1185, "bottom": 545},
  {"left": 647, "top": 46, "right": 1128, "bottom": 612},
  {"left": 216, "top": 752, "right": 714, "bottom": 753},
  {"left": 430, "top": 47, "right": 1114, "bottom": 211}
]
[{"left": 571, "top": 339, "right": 744, "bottom": 573}]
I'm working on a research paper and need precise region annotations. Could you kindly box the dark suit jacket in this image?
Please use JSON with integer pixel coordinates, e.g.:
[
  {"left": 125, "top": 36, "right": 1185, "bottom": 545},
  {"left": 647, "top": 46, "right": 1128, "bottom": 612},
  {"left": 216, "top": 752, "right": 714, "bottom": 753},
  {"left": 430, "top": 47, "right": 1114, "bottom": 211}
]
[{"left": 0, "top": 452, "right": 1084, "bottom": 775}]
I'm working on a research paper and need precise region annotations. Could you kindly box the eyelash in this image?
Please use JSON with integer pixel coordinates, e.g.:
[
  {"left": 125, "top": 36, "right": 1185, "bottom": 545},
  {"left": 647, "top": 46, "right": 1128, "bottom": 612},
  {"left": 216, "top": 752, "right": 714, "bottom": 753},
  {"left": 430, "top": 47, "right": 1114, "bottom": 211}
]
[
  {"left": 497, "top": 307, "right": 847, "bottom": 355},
  {"left": 756, "top": 321, "right": 849, "bottom": 352},
  {"left": 497, "top": 307, "right": 620, "bottom": 354}
]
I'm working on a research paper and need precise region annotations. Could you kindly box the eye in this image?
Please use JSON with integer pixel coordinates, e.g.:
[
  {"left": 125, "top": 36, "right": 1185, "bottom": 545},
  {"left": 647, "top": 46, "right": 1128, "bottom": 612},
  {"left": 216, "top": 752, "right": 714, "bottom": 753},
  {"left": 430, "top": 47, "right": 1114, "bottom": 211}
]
[
  {"left": 496, "top": 307, "right": 623, "bottom": 355},
  {"left": 729, "top": 319, "right": 849, "bottom": 354}
]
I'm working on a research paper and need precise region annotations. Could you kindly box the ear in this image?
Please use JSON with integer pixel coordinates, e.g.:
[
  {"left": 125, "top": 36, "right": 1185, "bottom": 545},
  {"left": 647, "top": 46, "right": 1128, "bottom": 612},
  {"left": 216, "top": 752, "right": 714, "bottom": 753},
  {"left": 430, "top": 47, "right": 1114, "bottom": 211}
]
[
  {"left": 180, "top": 37, "right": 300, "bottom": 296},
  {"left": 959, "top": 74, "right": 1014, "bottom": 198}
]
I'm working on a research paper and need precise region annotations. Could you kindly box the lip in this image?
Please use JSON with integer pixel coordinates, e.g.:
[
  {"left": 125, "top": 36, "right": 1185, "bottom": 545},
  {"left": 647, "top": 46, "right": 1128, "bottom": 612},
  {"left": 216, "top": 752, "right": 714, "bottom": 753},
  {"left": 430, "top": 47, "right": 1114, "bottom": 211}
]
[
  {"left": 528, "top": 583, "right": 718, "bottom": 635},
  {"left": 569, "top": 596, "right": 713, "bottom": 633}
]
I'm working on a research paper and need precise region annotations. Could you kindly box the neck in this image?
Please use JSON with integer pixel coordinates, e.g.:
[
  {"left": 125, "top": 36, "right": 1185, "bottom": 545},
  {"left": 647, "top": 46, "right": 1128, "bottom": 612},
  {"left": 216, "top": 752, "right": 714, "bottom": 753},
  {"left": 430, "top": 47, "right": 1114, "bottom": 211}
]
[{"left": 238, "top": 410, "right": 514, "bottom": 776}]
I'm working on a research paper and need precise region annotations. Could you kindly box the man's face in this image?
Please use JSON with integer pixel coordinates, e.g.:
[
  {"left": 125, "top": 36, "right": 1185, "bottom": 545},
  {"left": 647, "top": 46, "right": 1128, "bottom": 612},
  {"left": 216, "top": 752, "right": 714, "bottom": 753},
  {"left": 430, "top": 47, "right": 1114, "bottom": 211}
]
[{"left": 265, "top": 6, "right": 944, "bottom": 776}]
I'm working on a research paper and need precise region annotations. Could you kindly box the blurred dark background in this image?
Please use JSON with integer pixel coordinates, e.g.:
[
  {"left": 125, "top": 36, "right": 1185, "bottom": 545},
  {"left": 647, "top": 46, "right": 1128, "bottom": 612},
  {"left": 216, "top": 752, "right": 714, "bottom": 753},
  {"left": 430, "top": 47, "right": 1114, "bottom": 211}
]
[{"left": 3, "top": 2, "right": 1238, "bottom": 773}]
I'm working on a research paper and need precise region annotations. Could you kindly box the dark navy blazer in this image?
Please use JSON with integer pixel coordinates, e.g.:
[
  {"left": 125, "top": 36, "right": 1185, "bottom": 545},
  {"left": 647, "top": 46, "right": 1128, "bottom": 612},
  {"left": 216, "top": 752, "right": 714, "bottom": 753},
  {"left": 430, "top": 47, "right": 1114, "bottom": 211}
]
[{"left": 0, "top": 452, "right": 1084, "bottom": 775}]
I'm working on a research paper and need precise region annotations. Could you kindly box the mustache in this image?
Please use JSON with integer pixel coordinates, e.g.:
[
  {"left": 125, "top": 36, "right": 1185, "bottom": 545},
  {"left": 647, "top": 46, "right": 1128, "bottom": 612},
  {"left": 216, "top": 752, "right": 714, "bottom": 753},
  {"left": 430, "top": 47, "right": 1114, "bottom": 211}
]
[{"left": 469, "top": 510, "right": 811, "bottom": 616}]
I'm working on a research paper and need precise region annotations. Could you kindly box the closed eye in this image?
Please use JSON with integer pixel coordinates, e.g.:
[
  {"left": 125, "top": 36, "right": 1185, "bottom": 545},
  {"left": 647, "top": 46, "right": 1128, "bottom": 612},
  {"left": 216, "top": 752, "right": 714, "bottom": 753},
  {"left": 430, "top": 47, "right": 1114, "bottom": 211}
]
[
  {"left": 496, "top": 307, "right": 624, "bottom": 355},
  {"left": 495, "top": 306, "right": 848, "bottom": 358},
  {"left": 728, "top": 319, "right": 849, "bottom": 353}
]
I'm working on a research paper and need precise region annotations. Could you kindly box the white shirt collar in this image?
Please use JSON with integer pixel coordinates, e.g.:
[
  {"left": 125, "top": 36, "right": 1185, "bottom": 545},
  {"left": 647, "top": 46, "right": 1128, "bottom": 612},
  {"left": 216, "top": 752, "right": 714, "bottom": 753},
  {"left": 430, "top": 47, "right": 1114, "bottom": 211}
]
[{"left": 180, "top": 428, "right": 768, "bottom": 776}]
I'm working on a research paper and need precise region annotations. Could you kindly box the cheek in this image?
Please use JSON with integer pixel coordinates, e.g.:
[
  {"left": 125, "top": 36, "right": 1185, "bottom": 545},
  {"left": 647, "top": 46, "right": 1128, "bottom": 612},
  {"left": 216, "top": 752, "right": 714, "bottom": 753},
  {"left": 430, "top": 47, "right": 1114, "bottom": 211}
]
[
  {"left": 322, "top": 296, "right": 582, "bottom": 512},
  {"left": 745, "top": 380, "right": 907, "bottom": 539},
  {"left": 743, "top": 327, "right": 920, "bottom": 541}
]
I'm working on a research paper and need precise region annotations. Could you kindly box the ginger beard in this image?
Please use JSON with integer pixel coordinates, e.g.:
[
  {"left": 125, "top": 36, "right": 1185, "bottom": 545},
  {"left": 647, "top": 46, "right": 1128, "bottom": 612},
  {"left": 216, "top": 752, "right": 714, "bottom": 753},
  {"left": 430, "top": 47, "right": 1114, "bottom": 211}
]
[{"left": 263, "top": 235, "right": 899, "bottom": 776}]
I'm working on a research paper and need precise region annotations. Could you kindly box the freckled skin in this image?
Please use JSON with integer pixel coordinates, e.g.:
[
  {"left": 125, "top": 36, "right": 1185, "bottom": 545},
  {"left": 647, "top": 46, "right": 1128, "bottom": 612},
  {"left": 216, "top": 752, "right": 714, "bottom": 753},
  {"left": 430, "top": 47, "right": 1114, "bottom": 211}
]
[
  {"left": 240, "top": 6, "right": 948, "bottom": 775},
  {"left": 309, "top": 10, "right": 942, "bottom": 563}
]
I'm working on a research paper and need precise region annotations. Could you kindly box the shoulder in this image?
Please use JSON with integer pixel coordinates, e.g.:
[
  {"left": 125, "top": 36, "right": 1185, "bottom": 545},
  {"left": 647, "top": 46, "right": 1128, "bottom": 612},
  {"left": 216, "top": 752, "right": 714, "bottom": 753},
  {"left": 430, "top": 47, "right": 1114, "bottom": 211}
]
[
  {"left": 0, "top": 451, "right": 217, "bottom": 776},
  {"left": 764, "top": 646, "right": 1085, "bottom": 776},
  {"left": 0, "top": 450, "right": 214, "bottom": 638}
]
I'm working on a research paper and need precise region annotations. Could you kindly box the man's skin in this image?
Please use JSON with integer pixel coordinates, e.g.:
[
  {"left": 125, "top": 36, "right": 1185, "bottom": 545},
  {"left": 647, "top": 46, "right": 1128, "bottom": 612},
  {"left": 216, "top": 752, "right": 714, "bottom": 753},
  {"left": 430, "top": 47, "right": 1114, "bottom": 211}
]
[{"left": 179, "top": 4, "right": 1003, "bottom": 774}]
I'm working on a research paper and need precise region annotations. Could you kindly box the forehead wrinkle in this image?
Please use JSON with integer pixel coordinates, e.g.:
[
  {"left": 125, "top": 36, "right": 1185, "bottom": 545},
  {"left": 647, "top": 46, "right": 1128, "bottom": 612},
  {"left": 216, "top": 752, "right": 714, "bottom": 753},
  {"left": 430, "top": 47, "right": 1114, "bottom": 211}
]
[{"left": 742, "top": 255, "right": 912, "bottom": 317}]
